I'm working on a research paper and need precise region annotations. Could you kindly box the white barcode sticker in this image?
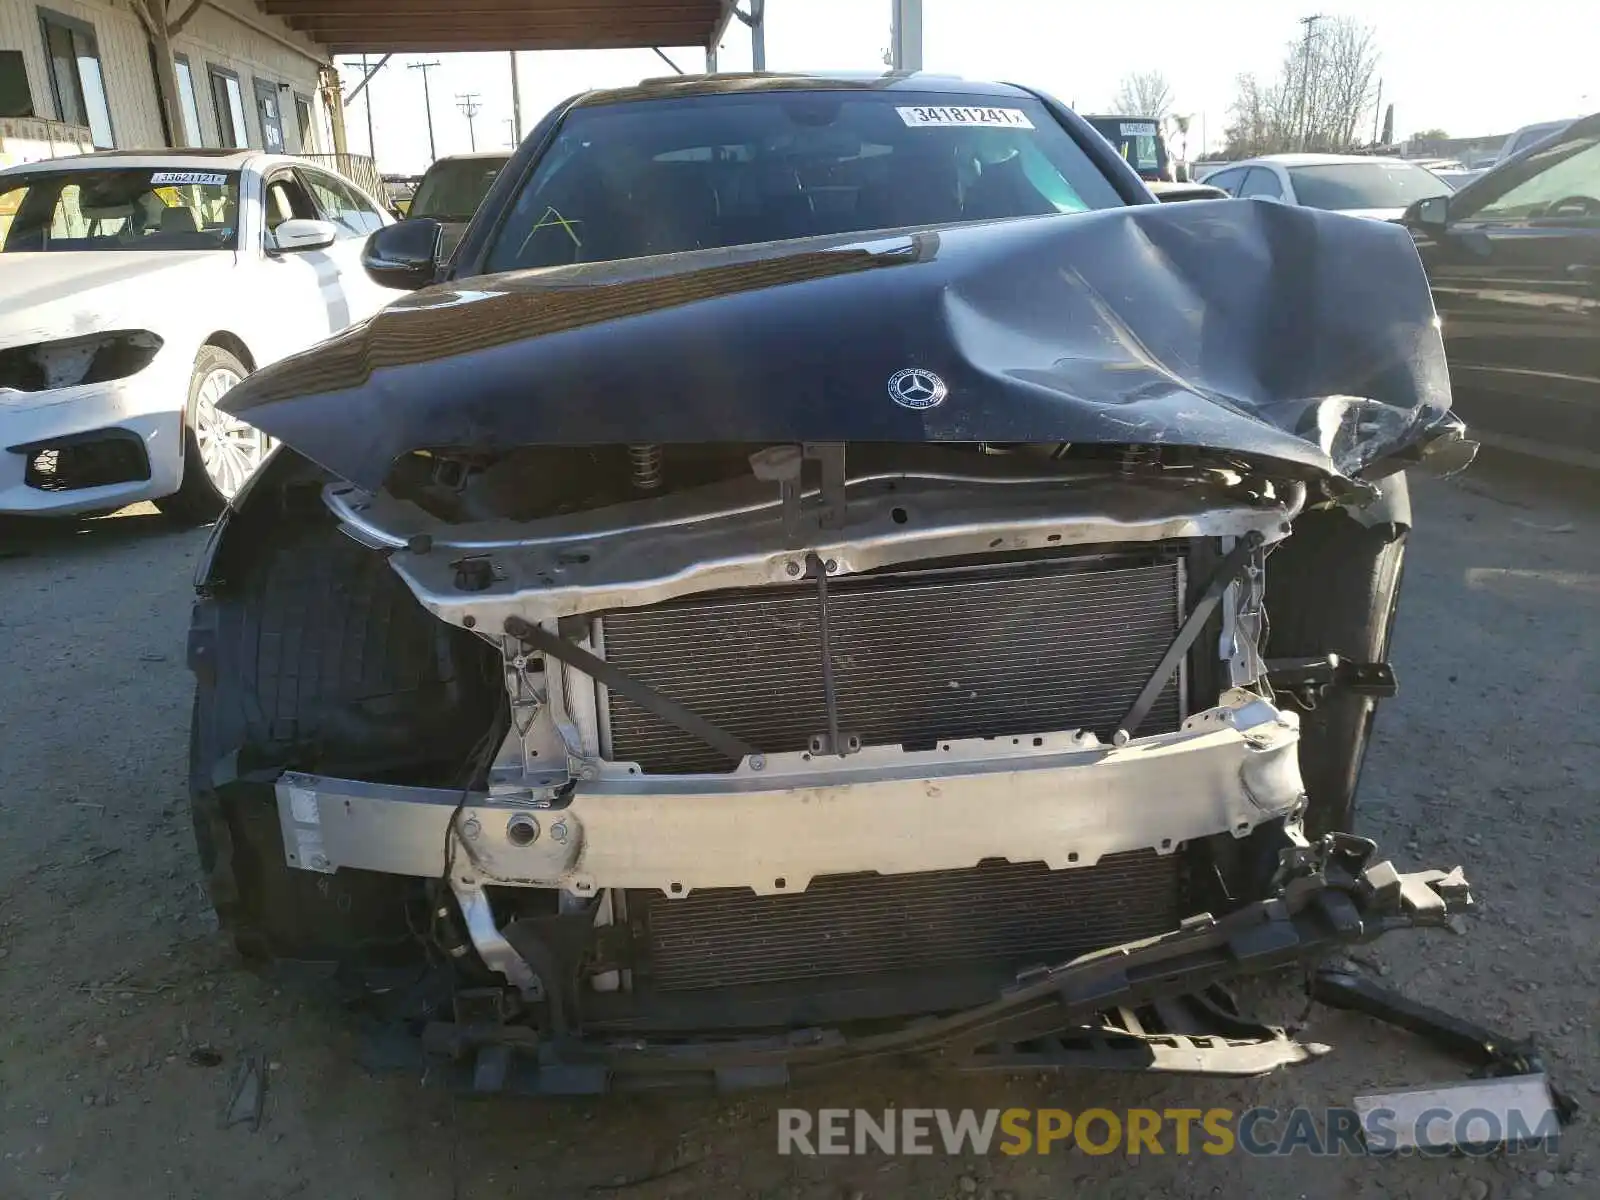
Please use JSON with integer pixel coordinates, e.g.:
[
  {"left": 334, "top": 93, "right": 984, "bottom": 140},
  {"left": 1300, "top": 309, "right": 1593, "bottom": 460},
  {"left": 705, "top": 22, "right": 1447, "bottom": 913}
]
[
  {"left": 151, "top": 171, "right": 227, "bottom": 185},
  {"left": 896, "top": 106, "right": 1035, "bottom": 130}
]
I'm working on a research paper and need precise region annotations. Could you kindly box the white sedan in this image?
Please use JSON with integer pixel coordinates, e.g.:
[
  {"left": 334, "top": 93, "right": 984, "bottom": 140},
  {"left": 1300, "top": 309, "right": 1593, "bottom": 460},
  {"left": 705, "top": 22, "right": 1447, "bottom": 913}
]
[
  {"left": 0, "top": 151, "right": 397, "bottom": 521},
  {"left": 1198, "top": 153, "right": 1451, "bottom": 221}
]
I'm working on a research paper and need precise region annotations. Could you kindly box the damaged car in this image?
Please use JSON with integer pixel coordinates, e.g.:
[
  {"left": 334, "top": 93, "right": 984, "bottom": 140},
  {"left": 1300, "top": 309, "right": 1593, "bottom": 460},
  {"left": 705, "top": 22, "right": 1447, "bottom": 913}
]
[{"left": 186, "top": 74, "right": 1478, "bottom": 1092}]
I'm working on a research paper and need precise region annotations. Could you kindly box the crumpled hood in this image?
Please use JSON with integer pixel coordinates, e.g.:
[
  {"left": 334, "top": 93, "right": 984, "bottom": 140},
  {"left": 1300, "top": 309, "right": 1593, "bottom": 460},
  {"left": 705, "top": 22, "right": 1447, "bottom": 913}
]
[
  {"left": 0, "top": 251, "right": 228, "bottom": 346},
  {"left": 223, "top": 201, "right": 1456, "bottom": 491}
]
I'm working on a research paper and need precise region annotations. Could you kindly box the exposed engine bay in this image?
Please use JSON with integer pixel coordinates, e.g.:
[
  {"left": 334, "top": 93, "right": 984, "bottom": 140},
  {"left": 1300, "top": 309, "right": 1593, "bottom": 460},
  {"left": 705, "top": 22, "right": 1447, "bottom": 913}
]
[{"left": 259, "top": 438, "right": 1467, "bottom": 1066}]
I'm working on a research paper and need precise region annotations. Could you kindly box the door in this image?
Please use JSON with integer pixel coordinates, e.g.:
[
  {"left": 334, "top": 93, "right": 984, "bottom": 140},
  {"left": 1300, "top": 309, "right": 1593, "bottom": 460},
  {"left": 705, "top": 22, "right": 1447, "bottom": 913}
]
[
  {"left": 1415, "top": 118, "right": 1600, "bottom": 458},
  {"left": 253, "top": 78, "right": 285, "bottom": 153},
  {"left": 299, "top": 168, "right": 394, "bottom": 320},
  {"left": 247, "top": 169, "right": 346, "bottom": 360}
]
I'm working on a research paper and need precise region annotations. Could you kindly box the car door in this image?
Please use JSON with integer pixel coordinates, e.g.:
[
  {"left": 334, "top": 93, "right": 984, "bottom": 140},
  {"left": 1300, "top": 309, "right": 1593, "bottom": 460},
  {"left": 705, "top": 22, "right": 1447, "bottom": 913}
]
[
  {"left": 1413, "top": 118, "right": 1600, "bottom": 458},
  {"left": 245, "top": 167, "right": 347, "bottom": 361},
  {"left": 298, "top": 167, "right": 394, "bottom": 321}
]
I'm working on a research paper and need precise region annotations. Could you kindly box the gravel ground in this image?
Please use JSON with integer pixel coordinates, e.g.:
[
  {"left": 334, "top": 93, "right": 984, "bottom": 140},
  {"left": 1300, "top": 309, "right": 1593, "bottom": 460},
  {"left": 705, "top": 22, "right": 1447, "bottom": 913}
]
[{"left": 0, "top": 453, "right": 1595, "bottom": 1200}]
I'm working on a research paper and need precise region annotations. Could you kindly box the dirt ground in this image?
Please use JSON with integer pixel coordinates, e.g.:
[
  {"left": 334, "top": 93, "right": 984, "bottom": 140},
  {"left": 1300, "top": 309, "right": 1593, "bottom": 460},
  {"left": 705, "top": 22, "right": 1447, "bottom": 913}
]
[{"left": 1, "top": 453, "right": 1596, "bottom": 1200}]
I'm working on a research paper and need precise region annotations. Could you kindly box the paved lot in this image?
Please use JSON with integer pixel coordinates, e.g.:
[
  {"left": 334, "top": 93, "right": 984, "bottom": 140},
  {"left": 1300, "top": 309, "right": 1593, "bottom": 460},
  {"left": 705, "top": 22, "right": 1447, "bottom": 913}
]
[{"left": 0, "top": 455, "right": 1596, "bottom": 1200}]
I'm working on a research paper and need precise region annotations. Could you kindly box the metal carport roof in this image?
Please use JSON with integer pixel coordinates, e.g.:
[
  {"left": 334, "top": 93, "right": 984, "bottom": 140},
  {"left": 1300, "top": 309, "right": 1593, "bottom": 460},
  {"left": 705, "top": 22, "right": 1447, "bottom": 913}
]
[{"left": 255, "top": 0, "right": 732, "bottom": 55}]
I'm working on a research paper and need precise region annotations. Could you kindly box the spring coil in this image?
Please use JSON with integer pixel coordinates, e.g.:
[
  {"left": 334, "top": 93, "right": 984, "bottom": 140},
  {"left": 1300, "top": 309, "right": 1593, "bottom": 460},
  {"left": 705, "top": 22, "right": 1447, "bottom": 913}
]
[{"left": 628, "top": 444, "right": 664, "bottom": 490}]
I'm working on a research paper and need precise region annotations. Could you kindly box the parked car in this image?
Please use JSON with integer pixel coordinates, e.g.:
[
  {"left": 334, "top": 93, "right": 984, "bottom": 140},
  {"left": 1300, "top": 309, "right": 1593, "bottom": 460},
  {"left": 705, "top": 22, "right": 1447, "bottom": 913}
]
[
  {"left": 1495, "top": 119, "right": 1578, "bottom": 166},
  {"left": 1202, "top": 153, "right": 1450, "bottom": 220},
  {"left": 0, "top": 150, "right": 395, "bottom": 521},
  {"left": 381, "top": 172, "right": 424, "bottom": 216},
  {"left": 1431, "top": 167, "right": 1487, "bottom": 191},
  {"left": 1147, "top": 180, "right": 1228, "bottom": 202},
  {"left": 186, "top": 74, "right": 1472, "bottom": 1090},
  {"left": 1082, "top": 114, "right": 1174, "bottom": 181},
  {"left": 405, "top": 151, "right": 512, "bottom": 259},
  {"left": 1403, "top": 112, "right": 1600, "bottom": 465}
]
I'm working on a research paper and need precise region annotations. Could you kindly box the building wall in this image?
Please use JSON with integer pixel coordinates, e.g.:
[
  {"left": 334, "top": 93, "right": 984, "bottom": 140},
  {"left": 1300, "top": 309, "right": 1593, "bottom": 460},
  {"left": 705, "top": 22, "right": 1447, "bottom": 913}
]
[{"left": 0, "top": 0, "right": 331, "bottom": 153}]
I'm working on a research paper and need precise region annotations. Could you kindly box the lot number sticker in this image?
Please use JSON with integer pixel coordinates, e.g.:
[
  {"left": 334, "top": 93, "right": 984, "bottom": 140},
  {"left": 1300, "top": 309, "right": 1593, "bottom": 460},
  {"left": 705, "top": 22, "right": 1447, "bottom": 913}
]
[
  {"left": 896, "top": 106, "right": 1035, "bottom": 130},
  {"left": 151, "top": 171, "right": 228, "bottom": 185}
]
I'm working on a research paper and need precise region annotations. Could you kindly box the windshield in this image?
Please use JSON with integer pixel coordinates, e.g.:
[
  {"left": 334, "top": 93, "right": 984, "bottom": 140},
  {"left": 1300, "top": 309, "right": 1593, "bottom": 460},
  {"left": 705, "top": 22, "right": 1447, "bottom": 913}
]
[
  {"left": 1456, "top": 128, "right": 1600, "bottom": 225},
  {"left": 484, "top": 91, "right": 1125, "bottom": 273},
  {"left": 1084, "top": 116, "right": 1169, "bottom": 180},
  {"left": 0, "top": 168, "right": 239, "bottom": 252},
  {"left": 1286, "top": 162, "right": 1448, "bottom": 211},
  {"left": 409, "top": 157, "right": 509, "bottom": 222}
]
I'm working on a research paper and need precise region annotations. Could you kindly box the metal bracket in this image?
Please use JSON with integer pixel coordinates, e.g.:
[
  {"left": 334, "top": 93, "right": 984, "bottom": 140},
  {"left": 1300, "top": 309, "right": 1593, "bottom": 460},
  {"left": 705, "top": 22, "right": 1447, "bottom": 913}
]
[
  {"left": 1266, "top": 655, "right": 1398, "bottom": 710},
  {"left": 450, "top": 880, "right": 544, "bottom": 1000},
  {"left": 505, "top": 616, "right": 759, "bottom": 764},
  {"left": 1115, "top": 532, "right": 1264, "bottom": 744},
  {"left": 803, "top": 441, "right": 848, "bottom": 530},
  {"left": 1312, "top": 966, "right": 1580, "bottom": 1126}
]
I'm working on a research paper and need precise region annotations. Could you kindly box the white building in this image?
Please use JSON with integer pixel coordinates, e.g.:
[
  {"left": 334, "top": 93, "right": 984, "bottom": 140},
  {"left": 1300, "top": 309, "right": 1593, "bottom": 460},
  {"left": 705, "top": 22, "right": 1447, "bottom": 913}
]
[{"left": 0, "top": 0, "right": 334, "bottom": 157}]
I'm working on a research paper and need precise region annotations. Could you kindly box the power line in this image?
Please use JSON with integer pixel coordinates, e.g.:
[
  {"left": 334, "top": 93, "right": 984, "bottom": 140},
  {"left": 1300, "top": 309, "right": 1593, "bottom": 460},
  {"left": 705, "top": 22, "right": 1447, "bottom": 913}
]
[
  {"left": 1295, "top": 14, "right": 1323, "bottom": 151},
  {"left": 456, "top": 92, "right": 482, "bottom": 153},
  {"left": 408, "top": 59, "right": 440, "bottom": 164}
]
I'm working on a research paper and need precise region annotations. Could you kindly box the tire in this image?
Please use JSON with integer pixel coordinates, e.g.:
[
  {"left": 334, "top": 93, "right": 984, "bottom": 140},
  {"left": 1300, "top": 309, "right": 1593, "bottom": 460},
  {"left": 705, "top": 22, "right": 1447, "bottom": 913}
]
[
  {"left": 155, "top": 345, "right": 265, "bottom": 525},
  {"left": 188, "top": 521, "right": 502, "bottom": 961},
  {"left": 1265, "top": 484, "right": 1409, "bottom": 838}
]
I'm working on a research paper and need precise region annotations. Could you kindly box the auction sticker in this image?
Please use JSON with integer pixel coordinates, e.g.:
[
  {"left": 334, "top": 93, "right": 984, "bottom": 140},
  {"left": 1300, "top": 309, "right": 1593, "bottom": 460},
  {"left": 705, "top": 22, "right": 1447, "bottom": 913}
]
[
  {"left": 151, "top": 171, "right": 228, "bottom": 185},
  {"left": 897, "top": 106, "right": 1034, "bottom": 130}
]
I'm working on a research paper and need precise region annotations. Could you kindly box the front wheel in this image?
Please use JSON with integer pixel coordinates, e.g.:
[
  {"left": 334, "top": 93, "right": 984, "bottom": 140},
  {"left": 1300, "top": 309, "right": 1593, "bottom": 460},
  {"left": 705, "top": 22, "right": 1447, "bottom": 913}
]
[{"left": 155, "top": 345, "right": 266, "bottom": 524}]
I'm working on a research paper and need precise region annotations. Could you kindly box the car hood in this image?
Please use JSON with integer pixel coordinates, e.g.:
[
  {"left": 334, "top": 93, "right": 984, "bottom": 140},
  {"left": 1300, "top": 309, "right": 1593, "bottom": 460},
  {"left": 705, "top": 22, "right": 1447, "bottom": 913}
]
[
  {"left": 0, "top": 251, "right": 231, "bottom": 346},
  {"left": 223, "top": 201, "right": 1457, "bottom": 492}
]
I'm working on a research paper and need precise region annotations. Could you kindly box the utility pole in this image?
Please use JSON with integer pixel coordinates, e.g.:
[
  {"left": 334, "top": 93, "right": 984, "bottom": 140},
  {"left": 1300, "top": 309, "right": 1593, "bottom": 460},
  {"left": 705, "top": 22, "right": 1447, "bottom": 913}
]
[
  {"left": 360, "top": 55, "right": 375, "bottom": 159},
  {"left": 503, "top": 117, "right": 516, "bottom": 147},
  {"left": 456, "top": 92, "right": 481, "bottom": 152},
  {"left": 408, "top": 59, "right": 440, "bottom": 164},
  {"left": 508, "top": 51, "right": 522, "bottom": 142},
  {"left": 1371, "top": 77, "right": 1384, "bottom": 145},
  {"left": 1295, "top": 14, "right": 1323, "bottom": 151}
]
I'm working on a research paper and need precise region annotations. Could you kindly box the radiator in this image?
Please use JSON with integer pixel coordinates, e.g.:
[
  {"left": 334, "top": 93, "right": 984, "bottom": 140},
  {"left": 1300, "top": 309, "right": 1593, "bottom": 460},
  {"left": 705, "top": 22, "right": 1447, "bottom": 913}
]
[
  {"left": 598, "top": 553, "right": 1185, "bottom": 774},
  {"left": 638, "top": 851, "right": 1184, "bottom": 993}
]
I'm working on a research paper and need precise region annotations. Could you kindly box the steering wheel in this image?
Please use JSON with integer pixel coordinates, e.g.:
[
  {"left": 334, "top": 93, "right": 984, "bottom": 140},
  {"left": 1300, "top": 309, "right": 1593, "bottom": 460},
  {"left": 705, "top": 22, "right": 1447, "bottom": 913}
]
[{"left": 1545, "top": 194, "right": 1600, "bottom": 218}]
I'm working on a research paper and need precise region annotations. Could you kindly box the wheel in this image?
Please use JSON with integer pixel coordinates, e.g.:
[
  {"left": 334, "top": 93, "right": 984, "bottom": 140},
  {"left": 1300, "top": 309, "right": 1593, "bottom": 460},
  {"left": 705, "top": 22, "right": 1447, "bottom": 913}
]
[
  {"left": 155, "top": 345, "right": 267, "bottom": 525},
  {"left": 188, "top": 519, "right": 503, "bottom": 961},
  {"left": 1265, "top": 479, "right": 1409, "bottom": 838}
]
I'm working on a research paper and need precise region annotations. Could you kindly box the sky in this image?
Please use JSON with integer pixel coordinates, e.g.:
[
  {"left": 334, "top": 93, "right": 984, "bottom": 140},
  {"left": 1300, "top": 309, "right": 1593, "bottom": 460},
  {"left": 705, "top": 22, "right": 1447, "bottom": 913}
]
[{"left": 337, "top": 0, "right": 1597, "bottom": 175}]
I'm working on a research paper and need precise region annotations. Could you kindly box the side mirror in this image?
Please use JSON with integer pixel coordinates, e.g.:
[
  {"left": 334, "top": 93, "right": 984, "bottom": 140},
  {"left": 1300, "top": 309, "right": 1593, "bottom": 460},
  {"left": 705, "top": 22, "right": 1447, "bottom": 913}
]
[
  {"left": 271, "top": 218, "right": 337, "bottom": 253},
  {"left": 1404, "top": 194, "right": 1450, "bottom": 231},
  {"left": 362, "top": 218, "right": 442, "bottom": 290}
]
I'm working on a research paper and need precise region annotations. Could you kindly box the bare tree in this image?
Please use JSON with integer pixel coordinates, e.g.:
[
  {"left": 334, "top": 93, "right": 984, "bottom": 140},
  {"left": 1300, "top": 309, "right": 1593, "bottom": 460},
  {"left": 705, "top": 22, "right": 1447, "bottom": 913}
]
[
  {"left": 1224, "top": 17, "right": 1379, "bottom": 157},
  {"left": 1113, "top": 71, "right": 1173, "bottom": 119}
]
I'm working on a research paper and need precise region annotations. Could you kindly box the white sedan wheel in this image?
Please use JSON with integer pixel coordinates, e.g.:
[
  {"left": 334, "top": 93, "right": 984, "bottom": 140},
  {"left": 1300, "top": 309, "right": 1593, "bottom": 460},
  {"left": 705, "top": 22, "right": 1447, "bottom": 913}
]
[{"left": 191, "top": 366, "right": 267, "bottom": 499}]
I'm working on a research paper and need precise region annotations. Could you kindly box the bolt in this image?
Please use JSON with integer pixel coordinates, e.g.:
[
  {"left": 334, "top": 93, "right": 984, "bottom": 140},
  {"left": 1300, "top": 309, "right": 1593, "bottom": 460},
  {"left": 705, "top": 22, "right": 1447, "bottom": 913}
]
[
  {"left": 309, "top": 853, "right": 329, "bottom": 870},
  {"left": 506, "top": 813, "right": 540, "bottom": 846},
  {"left": 512, "top": 654, "right": 529, "bottom": 670},
  {"left": 463, "top": 615, "right": 477, "bottom": 629},
  {"left": 824, "top": 558, "right": 838, "bottom": 574},
  {"left": 749, "top": 754, "right": 766, "bottom": 772},
  {"left": 578, "top": 764, "right": 598, "bottom": 781},
  {"left": 785, "top": 561, "right": 801, "bottom": 577},
  {"left": 407, "top": 533, "right": 433, "bottom": 555},
  {"left": 550, "top": 821, "right": 568, "bottom": 844},
  {"left": 460, "top": 817, "right": 481, "bottom": 841}
]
